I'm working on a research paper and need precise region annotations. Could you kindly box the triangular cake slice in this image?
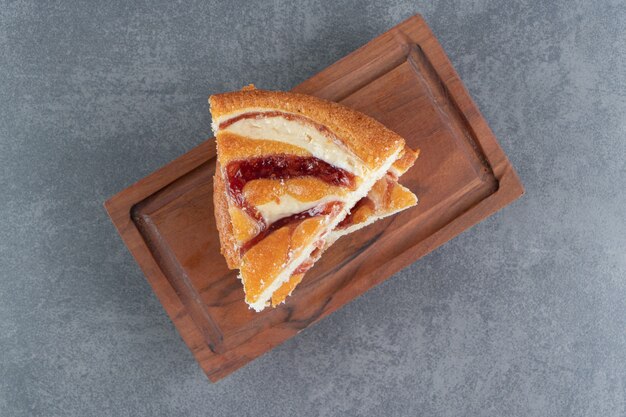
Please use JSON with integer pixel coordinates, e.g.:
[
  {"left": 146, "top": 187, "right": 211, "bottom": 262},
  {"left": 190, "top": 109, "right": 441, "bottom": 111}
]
[
  {"left": 210, "top": 87, "right": 413, "bottom": 311},
  {"left": 270, "top": 147, "right": 420, "bottom": 307}
]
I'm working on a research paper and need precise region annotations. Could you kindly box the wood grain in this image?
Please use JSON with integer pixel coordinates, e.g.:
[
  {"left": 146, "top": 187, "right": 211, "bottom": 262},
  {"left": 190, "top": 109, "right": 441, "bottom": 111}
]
[{"left": 105, "top": 14, "right": 524, "bottom": 382}]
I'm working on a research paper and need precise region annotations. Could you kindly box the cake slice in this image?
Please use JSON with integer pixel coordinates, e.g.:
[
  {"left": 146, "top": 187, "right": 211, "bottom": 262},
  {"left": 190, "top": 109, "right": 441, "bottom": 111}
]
[
  {"left": 269, "top": 147, "right": 419, "bottom": 307},
  {"left": 210, "top": 87, "right": 413, "bottom": 311}
]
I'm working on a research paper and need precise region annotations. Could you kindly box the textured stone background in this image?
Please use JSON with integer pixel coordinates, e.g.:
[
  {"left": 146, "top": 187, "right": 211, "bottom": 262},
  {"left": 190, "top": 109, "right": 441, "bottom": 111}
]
[{"left": 1, "top": 1, "right": 625, "bottom": 416}]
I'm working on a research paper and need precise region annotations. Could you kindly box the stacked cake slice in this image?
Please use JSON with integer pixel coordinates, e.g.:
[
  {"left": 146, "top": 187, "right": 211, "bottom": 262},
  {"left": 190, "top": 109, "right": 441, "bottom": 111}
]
[{"left": 210, "top": 86, "right": 418, "bottom": 311}]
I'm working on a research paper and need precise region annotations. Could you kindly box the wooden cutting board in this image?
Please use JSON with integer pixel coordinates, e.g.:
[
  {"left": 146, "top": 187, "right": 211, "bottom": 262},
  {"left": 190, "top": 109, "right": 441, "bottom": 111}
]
[{"left": 105, "top": 14, "right": 523, "bottom": 382}]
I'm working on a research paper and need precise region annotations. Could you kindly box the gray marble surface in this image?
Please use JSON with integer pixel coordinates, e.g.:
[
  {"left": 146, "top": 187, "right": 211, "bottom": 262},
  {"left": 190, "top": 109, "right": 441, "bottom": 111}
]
[{"left": 1, "top": 1, "right": 625, "bottom": 416}]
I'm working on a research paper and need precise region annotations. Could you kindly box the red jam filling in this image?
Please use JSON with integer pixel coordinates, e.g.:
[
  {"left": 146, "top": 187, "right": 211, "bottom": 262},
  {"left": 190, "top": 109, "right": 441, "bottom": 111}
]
[
  {"left": 225, "top": 154, "right": 355, "bottom": 229},
  {"left": 240, "top": 201, "right": 344, "bottom": 254},
  {"left": 226, "top": 155, "right": 355, "bottom": 197}
]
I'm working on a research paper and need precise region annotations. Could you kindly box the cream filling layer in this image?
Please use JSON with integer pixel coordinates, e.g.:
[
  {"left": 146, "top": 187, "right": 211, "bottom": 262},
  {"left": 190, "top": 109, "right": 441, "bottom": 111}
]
[
  {"left": 256, "top": 194, "right": 343, "bottom": 226},
  {"left": 388, "top": 165, "right": 403, "bottom": 178},
  {"left": 215, "top": 109, "right": 368, "bottom": 177},
  {"left": 246, "top": 146, "right": 403, "bottom": 311}
]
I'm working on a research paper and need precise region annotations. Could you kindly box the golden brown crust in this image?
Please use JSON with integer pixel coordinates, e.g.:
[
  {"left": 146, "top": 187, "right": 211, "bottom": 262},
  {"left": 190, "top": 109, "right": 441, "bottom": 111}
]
[
  {"left": 240, "top": 226, "right": 292, "bottom": 304},
  {"left": 347, "top": 200, "right": 376, "bottom": 226},
  {"left": 391, "top": 146, "right": 420, "bottom": 176},
  {"left": 210, "top": 89, "right": 405, "bottom": 170},
  {"left": 228, "top": 206, "right": 261, "bottom": 244},
  {"left": 243, "top": 177, "right": 348, "bottom": 206},
  {"left": 367, "top": 176, "right": 417, "bottom": 211},
  {"left": 213, "top": 165, "right": 240, "bottom": 269},
  {"left": 240, "top": 217, "right": 326, "bottom": 304},
  {"left": 216, "top": 131, "right": 312, "bottom": 165},
  {"left": 387, "top": 181, "right": 418, "bottom": 211},
  {"left": 271, "top": 273, "right": 304, "bottom": 306},
  {"left": 289, "top": 217, "right": 326, "bottom": 254}
]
